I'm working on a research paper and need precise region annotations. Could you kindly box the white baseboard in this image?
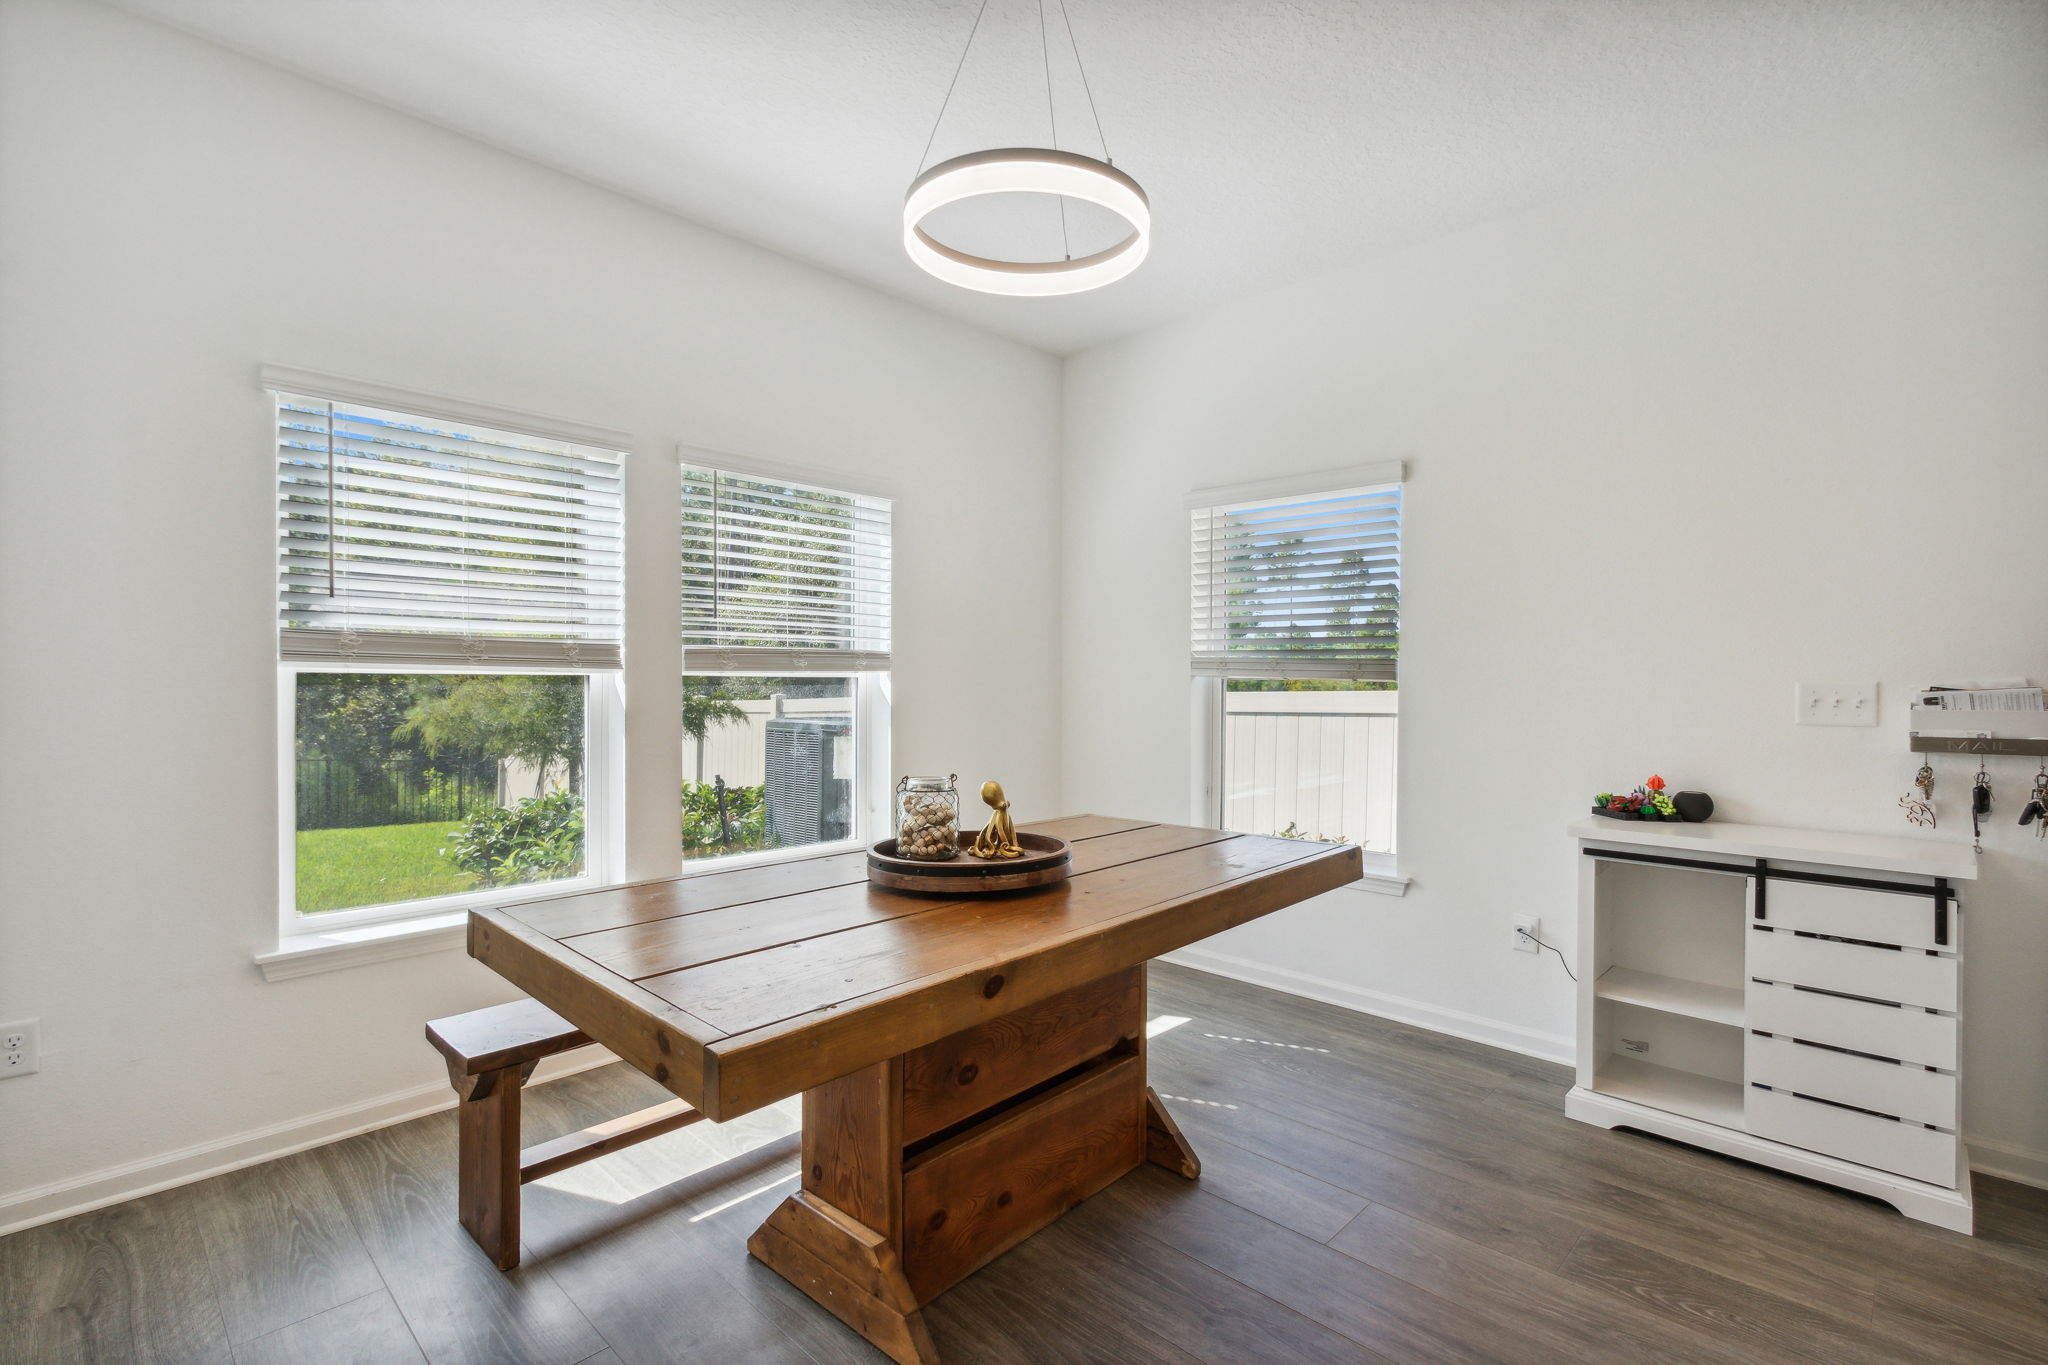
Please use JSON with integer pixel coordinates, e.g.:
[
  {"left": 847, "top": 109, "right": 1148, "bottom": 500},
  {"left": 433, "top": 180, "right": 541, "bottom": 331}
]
[
  {"left": 1158, "top": 946, "right": 1576, "bottom": 1067},
  {"left": 1966, "top": 1134, "right": 2048, "bottom": 1192},
  {"left": 0, "top": 1045, "right": 614, "bottom": 1237},
  {"left": 1160, "top": 947, "right": 2048, "bottom": 1195}
]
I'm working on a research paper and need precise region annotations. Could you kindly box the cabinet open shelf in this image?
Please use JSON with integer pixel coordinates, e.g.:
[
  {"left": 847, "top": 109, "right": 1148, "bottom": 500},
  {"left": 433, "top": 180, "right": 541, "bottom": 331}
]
[
  {"left": 1592, "top": 1055, "right": 1744, "bottom": 1128},
  {"left": 1595, "top": 966, "right": 1743, "bottom": 1027}
]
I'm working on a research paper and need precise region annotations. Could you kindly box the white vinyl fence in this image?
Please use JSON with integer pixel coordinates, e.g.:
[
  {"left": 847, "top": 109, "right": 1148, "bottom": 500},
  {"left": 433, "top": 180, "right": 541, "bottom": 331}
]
[
  {"left": 1223, "top": 690, "right": 1397, "bottom": 853},
  {"left": 685, "top": 696, "right": 854, "bottom": 787}
]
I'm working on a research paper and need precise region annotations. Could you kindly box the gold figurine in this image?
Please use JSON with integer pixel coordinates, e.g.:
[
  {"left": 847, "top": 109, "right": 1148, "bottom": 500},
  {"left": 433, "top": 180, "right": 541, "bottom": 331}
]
[{"left": 971, "top": 780, "right": 1024, "bottom": 859}]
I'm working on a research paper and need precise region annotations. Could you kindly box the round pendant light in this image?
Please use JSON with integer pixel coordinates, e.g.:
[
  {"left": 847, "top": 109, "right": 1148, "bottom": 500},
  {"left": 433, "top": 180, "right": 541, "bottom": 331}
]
[
  {"left": 905, "top": 1, "right": 1146, "bottom": 297},
  {"left": 903, "top": 147, "right": 1149, "bottom": 297}
]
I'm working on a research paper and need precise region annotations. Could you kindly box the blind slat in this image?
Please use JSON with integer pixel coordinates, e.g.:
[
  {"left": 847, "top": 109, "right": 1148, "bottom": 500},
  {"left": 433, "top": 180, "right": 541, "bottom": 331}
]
[
  {"left": 681, "top": 466, "right": 890, "bottom": 672},
  {"left": 282, "top": 454, "right": 622, "bottom": 517},
  {"left": 1190, "top": 481, "right": 1401, "bottom": 682},
  {"left": 276, "top": 391, "right": 626, "bottom": 668}
]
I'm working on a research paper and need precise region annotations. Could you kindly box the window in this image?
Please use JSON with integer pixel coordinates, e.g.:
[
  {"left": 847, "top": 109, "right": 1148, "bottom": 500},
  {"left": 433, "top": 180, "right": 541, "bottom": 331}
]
[
  {"left": 1189, "top": 468, "right": 1402, "bottom": 869},
  {"left": 275, "top": 385, "right": 625, "bottom": 927},
  {"left": 681, "top": 463, "right": 890, "bottom": 863}
]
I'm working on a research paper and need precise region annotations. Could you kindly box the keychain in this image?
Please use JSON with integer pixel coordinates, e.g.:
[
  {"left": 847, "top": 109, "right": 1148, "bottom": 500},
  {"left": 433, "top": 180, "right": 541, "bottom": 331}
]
[
  {"left": 1899, "top": 763, "right": 1937, "bottom": 829},
  {"left": 2019, "top": 760, "right": 2048, "bottom": 839},
  {"left": 1970, "top": 762, "right": 1994, "bottom": 852}
]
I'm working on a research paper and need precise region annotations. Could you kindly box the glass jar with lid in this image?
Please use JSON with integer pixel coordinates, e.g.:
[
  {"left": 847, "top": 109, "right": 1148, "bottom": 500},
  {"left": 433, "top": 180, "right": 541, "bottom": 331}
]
[{"left": 895, "top": 774, "right": 960, "bottom": 860}]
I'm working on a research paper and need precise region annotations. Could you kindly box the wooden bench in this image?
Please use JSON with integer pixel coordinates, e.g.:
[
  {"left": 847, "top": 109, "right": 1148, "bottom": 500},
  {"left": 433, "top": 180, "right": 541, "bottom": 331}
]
[{"left": 425, "top": 998, "right": 705, "bottom": 1268}]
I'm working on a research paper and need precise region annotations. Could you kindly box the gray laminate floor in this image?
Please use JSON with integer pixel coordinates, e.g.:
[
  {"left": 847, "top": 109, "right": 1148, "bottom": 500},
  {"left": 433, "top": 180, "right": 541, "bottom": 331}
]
[{"left": 4, "top": 963, "right": 2046, "bottom": 1364}]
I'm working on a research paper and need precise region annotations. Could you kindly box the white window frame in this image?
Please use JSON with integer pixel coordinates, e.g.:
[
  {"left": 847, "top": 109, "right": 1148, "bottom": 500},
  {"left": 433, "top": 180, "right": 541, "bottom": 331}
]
[
  {"left": 1188, "top": 462, "right": 1406, "bottom": 890},
  {"left": 263, "top": 367, "right": 635, "bottom": 944},
  {"left": 676, "top": 444, "right": 897, "bottom": 875},
  {"left": 275, "top": 661, "right": 625, "bottom": 937}
]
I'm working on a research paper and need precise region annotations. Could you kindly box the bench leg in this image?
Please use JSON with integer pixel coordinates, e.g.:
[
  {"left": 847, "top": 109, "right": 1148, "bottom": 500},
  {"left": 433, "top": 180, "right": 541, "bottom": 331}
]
[{"left": 448, "top": 1059, "right": 535, "bottom": 1270}]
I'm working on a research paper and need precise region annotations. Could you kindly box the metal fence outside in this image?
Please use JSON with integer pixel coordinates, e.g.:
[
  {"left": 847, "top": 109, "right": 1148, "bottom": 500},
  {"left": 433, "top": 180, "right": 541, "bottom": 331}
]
[{"left": 295, "top": 755, "right": 504, "bottom": 831}]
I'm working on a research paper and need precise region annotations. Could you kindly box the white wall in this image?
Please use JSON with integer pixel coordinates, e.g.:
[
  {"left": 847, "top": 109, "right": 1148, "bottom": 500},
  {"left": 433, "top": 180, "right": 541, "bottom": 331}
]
[
  {"left": 1061, "top": 63, "right": 2048, "bottom": 1181},
  {"left": 0, "top": 0, "right": 1061, "bottom": 1218}
]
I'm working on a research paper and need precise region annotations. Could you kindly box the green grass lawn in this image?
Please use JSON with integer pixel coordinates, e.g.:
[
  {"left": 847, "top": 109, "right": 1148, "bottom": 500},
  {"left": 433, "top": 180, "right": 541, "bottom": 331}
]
[{"left": 296, "top": 820, "right": 475, "bottom": 914}]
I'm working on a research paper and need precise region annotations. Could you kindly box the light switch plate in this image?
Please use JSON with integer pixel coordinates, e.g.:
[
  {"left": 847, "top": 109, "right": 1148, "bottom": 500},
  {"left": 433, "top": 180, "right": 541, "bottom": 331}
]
[{"left": 1795, "top": 682, "right": 1879, "bottom": 726}]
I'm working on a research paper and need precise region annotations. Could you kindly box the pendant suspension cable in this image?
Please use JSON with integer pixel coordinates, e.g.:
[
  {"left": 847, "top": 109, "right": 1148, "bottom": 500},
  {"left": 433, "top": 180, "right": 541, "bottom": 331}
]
[
  {"left": 915, "top": 0, "right": 993, "bottom": 178},
  {"left": 1038, "top": 0, "right": 1058, "bottom": 150},
  {"left": 1039, "top": 0, "right": 1071, "bottom": 260},
  {"left": 1056, "top": 0, "right": 1111, "bottom": 162}
]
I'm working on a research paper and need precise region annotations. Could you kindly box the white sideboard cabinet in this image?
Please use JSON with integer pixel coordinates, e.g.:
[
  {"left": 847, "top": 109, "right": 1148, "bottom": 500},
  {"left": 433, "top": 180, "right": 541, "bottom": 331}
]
[{"left": 1566, "top": 819, "right": 1978, "bottom": 1233}]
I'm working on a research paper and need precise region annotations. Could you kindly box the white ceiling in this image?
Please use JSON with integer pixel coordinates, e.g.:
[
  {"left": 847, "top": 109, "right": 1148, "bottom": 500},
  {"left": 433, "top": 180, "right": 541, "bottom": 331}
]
[{"left": 113, "top": 0, "right": 2045, "bottom": 354}]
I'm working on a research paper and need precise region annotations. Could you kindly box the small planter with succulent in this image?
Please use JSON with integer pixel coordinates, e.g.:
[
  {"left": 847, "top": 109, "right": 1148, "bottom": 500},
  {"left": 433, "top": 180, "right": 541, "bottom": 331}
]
[{"left": 1592, "top": 774, "right": 1684, "bottom": 821}]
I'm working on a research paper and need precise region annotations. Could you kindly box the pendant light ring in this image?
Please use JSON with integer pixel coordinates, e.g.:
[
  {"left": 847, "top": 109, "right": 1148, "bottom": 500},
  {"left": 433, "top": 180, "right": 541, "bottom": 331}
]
[{"left": 902, "top": 147, "right": 1150, "bottom": 297}]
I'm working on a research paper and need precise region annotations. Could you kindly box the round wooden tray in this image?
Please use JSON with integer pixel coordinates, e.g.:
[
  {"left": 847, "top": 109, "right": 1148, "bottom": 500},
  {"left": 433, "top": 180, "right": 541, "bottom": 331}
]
[{"left": 867, "top": 832, "right": 1071, "bottom": 894}]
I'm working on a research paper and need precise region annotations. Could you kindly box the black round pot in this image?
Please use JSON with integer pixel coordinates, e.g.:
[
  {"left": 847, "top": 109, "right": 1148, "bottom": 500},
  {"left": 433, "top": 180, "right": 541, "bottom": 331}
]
[{"left": 1673, "top": 791, "right": 1714, "bottom": 823}]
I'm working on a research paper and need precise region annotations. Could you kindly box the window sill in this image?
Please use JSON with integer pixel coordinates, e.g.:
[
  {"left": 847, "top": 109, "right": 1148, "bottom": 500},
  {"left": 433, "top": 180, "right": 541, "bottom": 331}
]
[
  {"left": 1347, "top": 868, "right": 1410, "bottom": 897},
  {"left": 677, "top": 838, "right": 865, "bottom": 876},
  {"left": 255, "top": 911, "right": 468, "bottom": 982}
]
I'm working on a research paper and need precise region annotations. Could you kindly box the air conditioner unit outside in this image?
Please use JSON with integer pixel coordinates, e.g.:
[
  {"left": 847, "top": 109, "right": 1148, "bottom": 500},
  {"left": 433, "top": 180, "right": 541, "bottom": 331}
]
[{"left": 763, "top": 715, "right": 853, "bottom": 848}]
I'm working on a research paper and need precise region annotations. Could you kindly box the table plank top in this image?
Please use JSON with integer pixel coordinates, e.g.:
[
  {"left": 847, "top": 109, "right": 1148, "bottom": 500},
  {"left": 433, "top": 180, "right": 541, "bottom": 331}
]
[{"left": 470, "top": 815, "right": 1361, "bottom": 1120}]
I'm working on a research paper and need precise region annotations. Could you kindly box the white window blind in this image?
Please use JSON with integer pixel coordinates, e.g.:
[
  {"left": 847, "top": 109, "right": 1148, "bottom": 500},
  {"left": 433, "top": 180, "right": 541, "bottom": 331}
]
[
  {"left": 681, "top": 465, "right": 891, "bottom": 673},
  {"left": 276, "top": 391, "right": 625, "bottom": 668},
  {"left": 1190, "top": 481, "right": 1401, "bottom": 681}
]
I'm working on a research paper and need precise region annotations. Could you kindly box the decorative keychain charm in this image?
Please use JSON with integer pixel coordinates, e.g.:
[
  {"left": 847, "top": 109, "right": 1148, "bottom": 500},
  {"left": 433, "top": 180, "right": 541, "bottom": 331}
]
[
  {"left": 2019, "top": 760, "right": 2048, "bottom": 839},
  {"left": 1899, "top": 763, "right": 1937, "bottom": 828},
  {"left": 1970, "top": 762, "right": 1994, "bottom": 852}
]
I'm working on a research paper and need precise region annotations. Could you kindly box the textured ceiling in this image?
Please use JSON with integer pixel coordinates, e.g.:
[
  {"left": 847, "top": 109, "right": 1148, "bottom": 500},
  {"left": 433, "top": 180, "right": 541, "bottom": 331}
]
[{"left": 111, "top": 0, "right": 2047, "bottom": 354}]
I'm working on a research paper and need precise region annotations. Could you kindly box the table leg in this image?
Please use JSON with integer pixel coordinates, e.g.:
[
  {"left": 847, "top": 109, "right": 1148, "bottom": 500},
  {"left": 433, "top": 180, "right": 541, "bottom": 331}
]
[
  {"left": 1144, "top": 1085, "right": 1202, "bottom": 1179},
  {"left": 1137, "top": 967, "right": 1202, "bottom": 1180},
  {"left": 748, "top": 1058, "right": 938, "bottom": 1365},
  {"left": 748, "top": 967, "right": 1189, "bottom": 1365}
]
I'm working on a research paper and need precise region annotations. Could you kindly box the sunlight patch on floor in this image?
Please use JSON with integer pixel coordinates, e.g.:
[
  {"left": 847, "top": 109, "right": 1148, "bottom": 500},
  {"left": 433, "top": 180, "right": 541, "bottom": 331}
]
[
  {"left": 1201, "top": 1031, "right": 1330, "bottom": 1053},
  {"left": 689, "top": 1171, "right": 800, "bottom": 1222},
  {"left": 534, "top": 1094, "right": 802, "bottom": 1205},
  {"left": 1146, "top": 1014, "right": 1192, "bottom": 1038},
  {"left": 1157, "top": 1092, "right": 1238, "bottom": 1110}
]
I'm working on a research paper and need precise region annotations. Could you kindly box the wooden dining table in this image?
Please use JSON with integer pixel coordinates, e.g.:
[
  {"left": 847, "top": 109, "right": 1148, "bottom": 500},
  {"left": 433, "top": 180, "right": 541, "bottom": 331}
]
[{"left": 470, "top": 814, "right": 1362, "bottom": 1364}]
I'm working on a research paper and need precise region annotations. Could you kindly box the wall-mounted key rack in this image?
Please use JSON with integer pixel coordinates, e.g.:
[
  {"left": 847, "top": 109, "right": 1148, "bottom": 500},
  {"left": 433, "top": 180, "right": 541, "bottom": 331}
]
[{"left": 1909, "top": 734, "right": 2048, "bottom": 758}]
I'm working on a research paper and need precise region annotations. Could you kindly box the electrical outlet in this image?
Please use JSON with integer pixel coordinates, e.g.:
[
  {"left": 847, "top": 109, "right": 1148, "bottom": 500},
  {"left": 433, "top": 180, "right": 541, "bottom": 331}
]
[
  {"left": 1, "top": 1020, "right": 38, "bottom": 1078},
  {"left": 1795, "top": 682, "right": 1878, "bottom": 726},
  {"left": 1513, "top": 915, "right": 1541, "bottom": 954}
]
